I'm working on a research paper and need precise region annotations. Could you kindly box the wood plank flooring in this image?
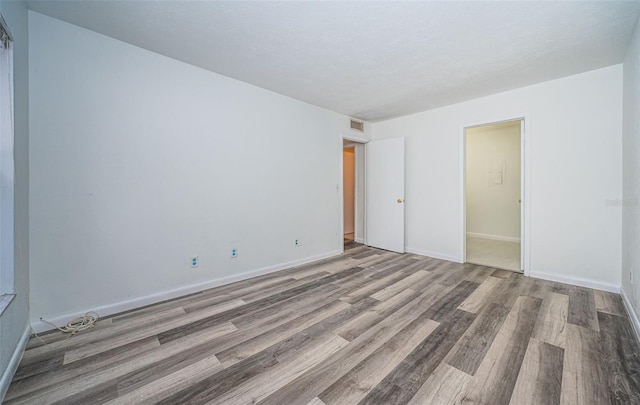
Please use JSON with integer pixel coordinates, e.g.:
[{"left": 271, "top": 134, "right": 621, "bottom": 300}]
[{"left": 6, "top": 245, "right": 640, "bottom": 405}]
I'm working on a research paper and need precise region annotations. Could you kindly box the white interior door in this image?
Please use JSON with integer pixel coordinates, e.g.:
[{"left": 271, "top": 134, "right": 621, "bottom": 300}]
[{"left": 366, "top": 138, "right": 405, "bottom": 253}]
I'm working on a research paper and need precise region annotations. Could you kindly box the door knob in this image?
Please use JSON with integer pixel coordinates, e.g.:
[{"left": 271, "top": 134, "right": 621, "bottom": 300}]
[{"left": 397, "top": 198, "right": 404, "bottom": 203}]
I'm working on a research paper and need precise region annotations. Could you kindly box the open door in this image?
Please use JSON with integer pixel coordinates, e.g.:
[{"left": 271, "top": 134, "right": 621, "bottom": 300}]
[{"left": 366, "top": 138, "right": 405, "bottom": 253}]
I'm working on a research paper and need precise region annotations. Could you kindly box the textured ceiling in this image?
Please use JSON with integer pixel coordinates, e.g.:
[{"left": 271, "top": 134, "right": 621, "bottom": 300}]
[{"left": 27, "top": 1, "right": 640, "bottom": 122}]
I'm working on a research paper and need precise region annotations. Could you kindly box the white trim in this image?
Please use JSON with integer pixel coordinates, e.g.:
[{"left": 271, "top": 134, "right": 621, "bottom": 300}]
[
  {"left": 0, "top": 324, "right": 30, "bottom": 402},
  {"left": 460, "top": 113, "right": 531, "bottom": 275},
  {"left": 341, "top": 133, "right": 368, "bottom": 251},
  {"left": 339, "top": 134, "right": 344, "bottom": 253},
  {"left": 519, "top": 119, "right": 525, "bottom": 271},
  {"left": 405, "top": 246, "right": 459, "bottom": 263},
  {"left": 341, "top": 131, "right": 370, "bottom": 144},
  {"left": 466, "top": 232, "right": 520, "bottom": 243},
  {"left": 0, "top": 39, "right": 15, "bottom": 295},
  {"left": 31, "top": 249, "right": 342, "bottom": 333},
  {"left": 354, "top": 144, "right": 366, "bottom": 244},
  {"left": 459, "top": 127, "right": 466, "bottom": 264},
  {"left": 0, "top": 293, "right": 15, "bottom": 316},
  {"left": 621, "top": 288, "right": 640, "bottom": 344},
  {"left": 529, "top": 270, "right": 620, "bottom": 293}
]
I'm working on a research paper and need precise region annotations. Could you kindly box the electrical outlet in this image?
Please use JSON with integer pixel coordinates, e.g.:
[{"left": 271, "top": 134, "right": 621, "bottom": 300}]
[
  {"left": 231, "top": 248, "right": 238, "bottom": 258},
  {"left": 190, "top": 256, "right": 199, "bottom": 268},
  {"left": 295, "top": 239, "right": 300, "bottom": 247}
]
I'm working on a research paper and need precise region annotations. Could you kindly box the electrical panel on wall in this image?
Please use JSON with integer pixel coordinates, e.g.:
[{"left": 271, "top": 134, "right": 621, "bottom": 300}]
[{"left": 488, "top": 159, "right": 506, "bottom": 186}]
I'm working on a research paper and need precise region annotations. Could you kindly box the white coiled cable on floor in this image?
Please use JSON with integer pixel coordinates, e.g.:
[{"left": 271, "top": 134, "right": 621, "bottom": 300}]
[{"left": 40, "top": 311, "right": 100, "bottom": 335}]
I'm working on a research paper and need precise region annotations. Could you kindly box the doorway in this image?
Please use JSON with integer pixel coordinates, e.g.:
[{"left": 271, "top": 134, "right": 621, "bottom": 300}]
[
  {"left": 464, "top": 120, "right": 523, "bottom": 272},
  {"left": 342, "top": 140, "right": 365, "bottom": 249},
  {"left": 340, "top": 135, "right": 406, "bottom": 253},
  {"left": 343, "top": 146, "right": 355, "bottom": 244}
]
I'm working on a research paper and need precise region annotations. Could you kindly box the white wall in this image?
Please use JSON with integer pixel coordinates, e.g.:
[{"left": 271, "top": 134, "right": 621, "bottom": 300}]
[
  {"left": 343, "top": 148, "right": 355, "bottom": 234},
  {"left": 622, "top": 15, "right": 640, "bottom": 335},
  {"left": 28, "top": 12, "right": 370, "bottom": 329},
  {"left": 373, "top": 65, "right": 622, "bottom": 290},
  {"left": 466, "top": 121, "right": 521, "bottom": 241},
  {"left": 0, "top": 0, "right": 29, "bottom": 400}
]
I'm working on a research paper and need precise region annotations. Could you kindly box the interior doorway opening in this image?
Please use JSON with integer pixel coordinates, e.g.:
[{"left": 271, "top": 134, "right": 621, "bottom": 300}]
[
  {"left": 343, "top": 146, "right": 355, "bottom": 243},
  {"left": 464, "top": 119, "right": 523, "bottom": 272},
  {"left": 341, "top": 139, "right": 366, "bottom": 250}
]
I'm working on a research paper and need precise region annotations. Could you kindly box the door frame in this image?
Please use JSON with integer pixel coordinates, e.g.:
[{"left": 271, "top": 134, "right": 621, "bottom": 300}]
[
  {"left": 340, "top": 132, "right": 369, "bottom": 252},
  {"left": 459, "top": 114, "right": 531, "bottom": 275}
]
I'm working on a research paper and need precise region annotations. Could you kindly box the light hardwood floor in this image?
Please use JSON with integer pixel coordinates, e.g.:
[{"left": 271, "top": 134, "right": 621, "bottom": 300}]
[{"left": 6, "top": 245, "right": 640, "bottom": 404}]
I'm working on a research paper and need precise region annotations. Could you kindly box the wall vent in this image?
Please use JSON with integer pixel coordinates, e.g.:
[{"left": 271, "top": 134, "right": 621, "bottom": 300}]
[{"left": 350, "top": 119, "right": 364, "bottom": 132}]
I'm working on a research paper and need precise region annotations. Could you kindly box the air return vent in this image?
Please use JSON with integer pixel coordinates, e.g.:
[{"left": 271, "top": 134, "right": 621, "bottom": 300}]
[{"left": 350, "top": 119, "right": 364, "bottom": 132}]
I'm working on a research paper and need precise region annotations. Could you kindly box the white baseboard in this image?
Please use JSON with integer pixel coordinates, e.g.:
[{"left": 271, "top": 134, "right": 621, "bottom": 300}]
[
  {"left": 0, "top": 324, "right": 30, "bottom": 402},
  {"left": 405, "top": 247, "right": 460, "bottom": 263},
  {"left": 355, "top": 238, "right": 364, "bottom": 244},
  {"left": 466, "top": 232, "right": 520, "bottom": 243},
  {"left": 529, "top": 270, "right": 620, "bottom": 293},
  {"left": 31, "top": 249, "right": 342, "bottom": 333},
  {"left": 621, "top": 287, "right": 640, "bottom": 344}
]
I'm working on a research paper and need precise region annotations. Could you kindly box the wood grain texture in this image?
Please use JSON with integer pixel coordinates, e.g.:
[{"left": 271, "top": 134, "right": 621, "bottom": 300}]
[
  {"left": 463, "top": 265, "right": 495, "bottom": 284},
  {"left": 63, "top": 301, "right": 242, "bottom": 364},
  {"left": 216, "top": 299, "right": 351, "bottom": 367},
  {"left": 407, "top": 363, "right": 472, "bottom": 405},
  {"left": 532, "top": 291, "right": 569, "bottom": 348},
  {"left": 491, "top": 268, "right": 514, "bottom": 279},
  {"left": 21, "top": 307, "right": 181, "bottom": 364},
  {"left": 106, "top": 354, "right": 223, "bottom": 405},
  {"left": 157, "top": 298, "right": 379, "bottom": 404},
  {"left": 594, "top": 290, "right": 627, "bottom": 317},
  {"left": 340, "top": 270, "right": 411, "bottom": 304},
  {"left": 567, "top": 285, "right": 599, "bottom": 331},
  {"left": 319, "top": 316, "right": 439, "bottom": 404},
  {"left": 459, "top": 295, "right": 542, "bottom": 405},
  {"left": 6, "top": 246, "right": 639, "bottom": 405},
  {"left": 258, "top": 288, "right": 447, "bottom": 405},
  {"left": 509, "top": 338, "right": 564, "bottom": 405},
  {"left": 6, "top": 322, "right": 238, "bottom": 404},
  {"left": 358, "top": 309, "right": 476, "bottom": 405},
  {"left": 210, "top": 334, "right": 349, "bottom": 405},
  {"left": 445, "top": 301, "right": 510, "bottom": 375},
  {"left": 370, "top": 270, "right": 429, "bottom": 301},
  {"left": 561, "top": 324, "right": 610, "bottom": 405},
  {"left": 457, "top": 275, "right": 502, "bottom": 313},
  {"left": 334, "top": 287, "right": 420, "bottom": 341},
  {"left": 7, "top": 337, "right": 162, "bottom": 400},
  {"left": 422, "top": 280, "right": 480, "bottom": 322},
  {"left": 597, "top": 311, "right": 640, "bottom": 404},
  {"left": 489, "top": 272, "right": 526, "bottom": 309}
]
